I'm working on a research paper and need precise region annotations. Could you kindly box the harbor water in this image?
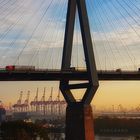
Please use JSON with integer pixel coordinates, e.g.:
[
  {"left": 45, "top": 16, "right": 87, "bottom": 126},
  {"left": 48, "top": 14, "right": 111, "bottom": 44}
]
[{"left": 47, "top": 133, "right": 140, "bottom": 140}]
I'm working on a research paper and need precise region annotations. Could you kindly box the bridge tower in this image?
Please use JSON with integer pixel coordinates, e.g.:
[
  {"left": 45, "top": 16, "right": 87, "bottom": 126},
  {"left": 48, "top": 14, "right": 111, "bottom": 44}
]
[{"left": 60, "top": 0, "right": 99, "bottom": 140}]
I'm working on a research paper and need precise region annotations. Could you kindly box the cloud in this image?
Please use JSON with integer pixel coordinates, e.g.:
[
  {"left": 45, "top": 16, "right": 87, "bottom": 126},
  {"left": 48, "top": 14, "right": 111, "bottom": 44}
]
[{"left": 0, "top": 0, "right": 140, "bottom": 70}]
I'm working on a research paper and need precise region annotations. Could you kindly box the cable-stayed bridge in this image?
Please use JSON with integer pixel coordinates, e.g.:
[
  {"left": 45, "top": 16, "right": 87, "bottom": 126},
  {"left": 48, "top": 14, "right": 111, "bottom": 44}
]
[
  {"left": 0, "top": 0, "right": 140, "bottom": 71},
  {"left": 0, "top": 0, "right": 140, "bottom": 83},
  {"left": 1, "top": 69, "right": 140, "bottom": 81},
  {"left": 1, "top": 0, "right": 140, "bottom": 140}
]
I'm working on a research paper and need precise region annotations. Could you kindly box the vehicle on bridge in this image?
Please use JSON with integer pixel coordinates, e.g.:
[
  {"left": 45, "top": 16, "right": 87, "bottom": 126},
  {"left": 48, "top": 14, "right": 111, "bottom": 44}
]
[
  {"left": 116, "top": 68, "right": 122, "bottom": 73},
  {"left": 5, "top": 65, "right": 35, "bottom": 71}
]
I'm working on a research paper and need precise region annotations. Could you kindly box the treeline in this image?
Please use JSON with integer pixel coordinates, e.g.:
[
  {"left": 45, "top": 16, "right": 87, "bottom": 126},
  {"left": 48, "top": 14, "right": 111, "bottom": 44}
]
[
  {"left": 1, "top": 117, "right": 140, "bottom": 139},
  {"left": 0, "top": 121, "right": 49, "bottom": 140}
]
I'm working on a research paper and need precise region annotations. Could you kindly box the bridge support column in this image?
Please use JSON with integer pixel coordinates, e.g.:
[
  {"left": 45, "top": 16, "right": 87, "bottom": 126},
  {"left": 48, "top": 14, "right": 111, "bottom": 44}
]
[
  {"left": 65, "top": 103, "right": 95, "bottom": 140},
  {"left": 60, "top": 0, "right": 99, "bottom": 139}
]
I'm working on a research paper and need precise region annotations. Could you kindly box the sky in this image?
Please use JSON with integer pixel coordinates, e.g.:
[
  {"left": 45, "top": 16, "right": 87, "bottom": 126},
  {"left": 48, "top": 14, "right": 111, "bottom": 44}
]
[
  {"left": 0, "top": 0, "right": 140, "bottom": 110},
  {"left": 1, "top": 81, "right": 140, "bottom": 111},
  {"left": 0, "top": 0, "right": 140, "bottom": 70}
]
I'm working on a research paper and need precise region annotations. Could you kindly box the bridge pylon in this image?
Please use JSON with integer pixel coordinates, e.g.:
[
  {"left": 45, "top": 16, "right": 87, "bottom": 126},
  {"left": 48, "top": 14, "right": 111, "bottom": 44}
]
[{"left": 60, "top": 0, "right": 99, "bottom": 139}]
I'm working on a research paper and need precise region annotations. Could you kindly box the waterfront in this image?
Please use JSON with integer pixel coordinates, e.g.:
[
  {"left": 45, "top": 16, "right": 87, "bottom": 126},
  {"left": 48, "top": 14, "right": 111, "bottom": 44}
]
[
  {"left": 95, "top": 136, "right": 139, "bottom": 140},
  {"left": 1, "top": 116, "right": 140, "bottom": 139},
  {"left": 47, "top": 134, "right": 140, "bottom": 140}
]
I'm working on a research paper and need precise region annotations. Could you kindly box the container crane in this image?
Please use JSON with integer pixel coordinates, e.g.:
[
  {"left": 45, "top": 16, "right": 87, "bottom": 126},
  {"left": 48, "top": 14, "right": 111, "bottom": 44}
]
[
  {"left": 30, "top": 88, "right": 39, "bottom": 112},
  {"left": 45, "top": 87, "right": 53, "bottom": 117},
  {"left": 39, "top": 87, "right": 46, "bottom": 114},
  {"left": 13, "top": 91, "right": 23, "bottom": 112},
  {"left": 22, "top": 91, "right": 30, "bottom": 112}
]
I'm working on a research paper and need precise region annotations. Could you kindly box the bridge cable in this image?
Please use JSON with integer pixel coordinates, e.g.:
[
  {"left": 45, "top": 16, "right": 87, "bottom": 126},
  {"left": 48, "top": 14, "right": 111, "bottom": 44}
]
[
  {"left": 97, "top": 0, "right": 137, "bottom": 70},
  {"left": 0, "top": 0, "right": 49, "bottom": 65}
]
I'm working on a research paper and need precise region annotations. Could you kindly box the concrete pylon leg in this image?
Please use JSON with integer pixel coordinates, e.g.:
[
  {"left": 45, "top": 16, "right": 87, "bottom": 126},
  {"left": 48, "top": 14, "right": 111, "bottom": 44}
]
[{"left": 65, "top": 103, "right": 95, "bottom": 140}]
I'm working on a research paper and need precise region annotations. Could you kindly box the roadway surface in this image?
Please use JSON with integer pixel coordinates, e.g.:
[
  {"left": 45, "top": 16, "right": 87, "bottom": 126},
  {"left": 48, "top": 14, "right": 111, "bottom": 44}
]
[{"left": 0, "top": 70, "right": 140, "bottom": 81}]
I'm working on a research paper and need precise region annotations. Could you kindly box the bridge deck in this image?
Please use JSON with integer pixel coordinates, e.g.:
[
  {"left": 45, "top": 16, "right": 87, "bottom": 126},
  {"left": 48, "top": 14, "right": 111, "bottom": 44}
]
[{"left": 0, "top": 70, "right": 140, "bottom": 81}]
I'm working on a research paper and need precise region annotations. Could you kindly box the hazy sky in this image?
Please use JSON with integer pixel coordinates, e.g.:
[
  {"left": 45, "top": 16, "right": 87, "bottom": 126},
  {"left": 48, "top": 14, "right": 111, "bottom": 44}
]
[
  {"left": 0, "top": 0, "right": 140, "bottom": 109},
  {"left": 0, "top": 81, "right": 140, "bottom": 110}
]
